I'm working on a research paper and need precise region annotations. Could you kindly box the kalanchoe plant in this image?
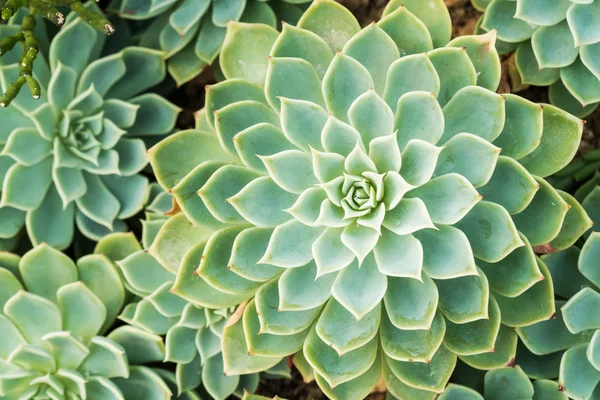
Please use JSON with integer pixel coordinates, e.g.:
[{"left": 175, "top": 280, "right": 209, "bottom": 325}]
[
  {"left": 0, "top": 0, "right": 116, "bottom": 106},
  {"left": 475, "top": 0, "right": 600, "bottom": 118},
  {"left": 0, "top": 8, "right": 180, "bottom": 250},
  {"left": 108, "top": 0, "right": 312, "bottom": 85},
  {"left": 93, "top": 200, "right": 290, "bottom": 399},
  {"left": 147, "top": 0, "right": 593, "bottom": 398}
]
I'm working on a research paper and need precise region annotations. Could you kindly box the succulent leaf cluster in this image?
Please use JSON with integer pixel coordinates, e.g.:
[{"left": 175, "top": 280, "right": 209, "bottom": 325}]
[
  {"left": 475, "top": 0, "right": 600, "bottom": 118},
  {"left": 108, "top": 0, "right": 312, "bottom": 85},
  {"left": 92, "top": 196, "right": 289, "bottom": 399},
  {"left": 0, "top": 10, "right": 179, "bottom": 251},
  {"left": 146, "top": 0, "right": 591, "bottom": 397}
]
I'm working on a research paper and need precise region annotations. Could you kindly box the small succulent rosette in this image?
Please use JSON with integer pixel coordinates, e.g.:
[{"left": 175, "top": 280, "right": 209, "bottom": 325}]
[
  {"left": 108, "top": 0, "right": 312, "bottom": 85},
  {"left": 0, "top": 244, "right": 180, "bottom": 399},
  {"left": 93, "top": 208, "right": 290, "bottom": 399},
  {"left": 475, "top": 0, "right": 600, "bottom": 118},
  {"left": 0, "top": 9, "right": 180, "bottom": 251},
  {"left": 146, "top": 0, "right": 593, "bottom": 398},
  {"left": 434, "top": 367, "right": 566, "bottom": 400}
]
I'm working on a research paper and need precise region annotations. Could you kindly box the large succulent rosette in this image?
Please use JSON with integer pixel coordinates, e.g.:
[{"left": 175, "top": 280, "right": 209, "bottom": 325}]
[
  {"left": 0, "top": 9, "right": 179, "bottom": 250},
  {"left": 475, "top": 0, "right": 600, "bottom": 118},
  {"left": 148, "top": 0, "right": 590, "bottom": 398},
  {"left": 108, "top": 0, "right": 311, "bottom": 85},
  {"left": 92, "top": 203, "right": 289, "bottom": 399}
]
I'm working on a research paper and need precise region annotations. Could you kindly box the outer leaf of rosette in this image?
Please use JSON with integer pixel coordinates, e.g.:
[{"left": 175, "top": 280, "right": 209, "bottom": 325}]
[
  {"left": 243, "top": 299, "right": 308, "bottom": 357},
  {"left": 303, "top": 324, "right": 378, "bottom": 388},
  {"left": 478, "top": 233, "right": 543, "bottom": 298},
  {"left": 313, "top": 350, "right": 381, "bottom": 400},
  {"left": 519, "top": 104, "right": 584, "bottom": 178},
  {"left": 296, "top": 0, "right": 361, "bottom": 53},
  {"left": 384, "top": 344, "right": 457, "bottom": 394},
  {"left": 438, "top": 86, "right": 506, "bottom": 145},
  {"left": 517, "top": 301, "right": 595, "bottom": 356},
  {"left": 382, "top": 356, "right": 438, "bottom": 400},
  {"left": 559, "top": 343, "right": 600, "bottom": 400},
  {"left": 380, "top": 309, "right": 445, "bottom": 363},
  {"left": 484, "top": 366, "right": 534, "bottom": 400},
  {"left": 148, "top": 212, "right": 215, "bottom": 273},
  {"left": 459, "top": 324, "right": 519, "bottom": 370},
  {"left": 381, "top": 0, "right": 451, "bottom": 48},
  {"left": 204, "top": 79, "right": 268, "bottom": 131},
  {"left": 454, "top": 201, "right": 524, "bottom": 263},
  {"left": 148, "top": 129, "right": 238, "bottom": 191},
  {"left": 222, "top": 306, "right": 283, "bottom": 375},
  {"left": 494, "top": 257, "right": 556, "bottom": 327},
  {"left": 426, "top": 47, "right": 477, "bottom": 107},
  {"left": 220, "top": 22, "right": 280, "bottom": 86},
  {"left": 512, "top": 177, "right": 570, "bottom": 246},
  {"left": 447, "top": 30, "right": 501, "bottom": 91}
]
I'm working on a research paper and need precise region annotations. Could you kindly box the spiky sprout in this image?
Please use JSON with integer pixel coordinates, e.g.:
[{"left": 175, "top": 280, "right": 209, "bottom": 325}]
[{"left": 0, "top": 0, "right": 115, "bottom": 107}]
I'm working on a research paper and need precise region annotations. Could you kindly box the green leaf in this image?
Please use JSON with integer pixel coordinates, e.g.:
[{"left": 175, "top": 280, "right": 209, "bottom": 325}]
[
  {"left": 42, "top": 331, "right": 89, "bottom": 371},
  {"left": 439, "top": 86, "right": 505, "bottom": 145},
  {"left": 494, "top": 258, "right": 555, "bottom": 327},
  {"left": 312, "top": 227, "right": 356, "bottom": 277},
  {"left": 382, "top": 198, "right": 436, "bottom": 236},
  {"left": 229, "top": 177, "right": 295, "bottom": 227},
  {"left": 519, "top": 104, "right": 583, "bottom": 178},
  {"left": 265, "top": 57, "right": 325, "bottom": 112},
  {"left": 220, "top": 22, "right": 279, "bottom": 86},
  {"left": 260, "top": 220, "right": 324, "bottom": 268},
  {"left": 477, "top": 156, "right": 539, "bottom": 215},
  {"left": 514, "top": 41, "right": 561, "bottom": 87},
  {"left": 460, "top": 325, "right": 519, "bottom": 370},
  {"left": 481, "top": 0, "right": 536, "bottom": 42},
  {"left": 26, "top": 185, "right": 75, "bottom": 250},
  {"left": 439, "top": 384, "right": 483, "bottom": 400},
  {"left": 399, "top": 139, "right": 442, "bottom": 187},
  {"left": 454, "top": 201, "right": 524, "bottom": 263},
  {"left": 2, "top": 128, "right": 52, "bottom": 167},
  {"left": 381, "top": 309, "right": 445, "bottom": 363},
  {"left": 57, "top": 282, "right": 107, "bottom": 343},
  {"left": 322, "top": 53, "right": 373, "bottom": 122},
  {"left": 280, "top": 98, "right": 328, "bottom": 152},
  {"left": 513, "top": 177, "right": 570, "bottom": 246},
  {"left": 550, "top": 191, "right": 595, "bottom": 251},
  {"left": 205, "top": 79, "right": 267, "bottom": 131},
  {"left": 297, "top": 0, "right": 360, "bottom": 52},
  {"left": 270, "top": 23, "right": 334, "bottom": 79},
  {"left": 228, "top": 227, "right": 284, "bottom": 283},
  {"left": 108, "top": 326, "right": 165, "bottom": 365},
  {"left": 493, "top": 94, "right": 543, "bottom": 160},
  {"left": 261, "top": 150, "right": 318, "bottom": 194},
  {"left": 19, "top": 243, "right": 77, "bottom": 304},
  {"left": 427, "top": 48, "right": 477, "bottom": 107},
  {"left": 385, "top": 344, "right": 456, "bottom": 393},
  {"left": 447, "top": 31, "right": 501, "bottom": 91},
  {"left": 435, "top": 267, "right": 489, "bottom": 324},
  {"left": 478, "top": 233, "right": 543, "bottom": 298},
  {"left": 567, "top": 1, "right": 600, "bottom": 47},
  {"left": 383, "top": 357, "right": 438, "bottom": 400},
  {"left": 321, "top": 116, "right": 364, "bottom": 157},
  {"left": 80, "top": 336, "right": 129, "bottom": 379},
  {"left": 384, "top": 56, "right": 440, "bottom": 116},
  {"left": 0, "top": 314, "right": 25, "bottom": 359},
  {"left": 579, "top": 232, "right": 600, "bottom": 287},
  {"left": 382, "top": 0, "right": 451, "bottom": 48},
  {"left": 4, "top": 291, "right": 61, "bottom": 346},
  {"left": 384, "top": 274, "right": 438, "bottom": 330},
  {"left": 304, "top": 326, "right": 377, "bottom": 387},
  {"left": 278, "top": 260, "right": 337, "bottom": 311},
  {"left": 531, "top": 21, "right": 579, "bottom": 69},
  {"left": 127, "top": 94, "right": 180, "bottom": 136},
  {"left": 314, "top": 351, "right": 381, "bottom": 400},
  {"left": 484, "top": 366, "right": 534, "bottom": 400},
  {"left": 373, "top": 231, "right": 422, "bottom": 279},
  {"left": 415, "top": 225, "right": 477, "bottom": 280},
  {"left": 377, "top": 5, "right": 433, "bottom": 56},
  {"left": 1, "top": 158, "right": 52, "bottom": 212},
  {"left": 342, "top": 24, "right": 399, "bottom": 94},
  {"left": 562, "top": 288, "right": 600, "bottom": 333},
  {"left": 559, "top": 344, "right": 600, "bottom": 400}
]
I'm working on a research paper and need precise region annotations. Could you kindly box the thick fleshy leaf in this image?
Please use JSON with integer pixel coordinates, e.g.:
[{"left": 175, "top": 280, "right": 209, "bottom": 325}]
[
  {"left": 513, "top": 177, "right": 570, "bottom": 246},
  {"left": 579, "top": 232, "right": 600, "bottom": 287},
  {"left": 415, "top": 225, "right": 477, "bottom": 280},
  {"left": 373, "top": 230, "right": 422, "bottom": 279},
  {"left": 484, "top": 366, "right": 534, "bottom": 400},
  {"left": 26, "top": 185, "right": 75, "bottom": 250},
  {"left": 322, "top": 53, "right": 373, "bottom": 122},
  {"left": 519, "top": 104, "right": 583, "bottom": 178},
  {"left": 296, "top": 0, "right": 361, "bottom": 52},
  {"left": 477, "top": 156, "right": 539, "bottom": 215},
  {"left": 494, "top": 258, "right": 555, "bottom": 327},
  {"left": 460, "top": 325, "right": 519, "bottom": 370},
  {"left": 2, "top": 128, "right": 52, "bottom": 167},
  {"left": 378, "top": 5, "right": 433, "bottom": 57},
  {"left": 280, "top": 98, "right": 327, "bottom": 152},
  {"left": 481, "top": 0, "right": 536, "bottom": 42},
  {"left": 382, "top": 198, "right": 436, "bottom": 236},
  {"left": 312, "top": 227, "right": 356, "bottom": 277},
  {"left": 4, "top": 291, "right": 61, "bottom": 346},
  {"left": 278, "top": 260, "right": 338, "bottom": 311},
  {"left": 399, "top": 139, "right": 442, "bottom": 187},
  {"left": 562, "top": 288, "right": 600, "bottom": 333},
  {"left": 447, "top": 31, "right": 501, "bottom": 91},
  {"left": 382, "top": 0, "right": 451, "bottom": 48},
  {"left": 321, "top": 116, "right": 364, "bottom": 157},
  {"left": 260, "top": 220, "right": 324, "bottom": 268},
  {"left": 1, "top": 158, "right": 52, "bottom": 212},
  {"left": 79, "top": 336, "right": 129, "bottom": 379},
  {"left": 314, "top": 352, "right": 381, "bottom": 400},
  {"left": 567, "top": 1, "right": 600, "bottom": 47},
  {"left": 229, "top": 177, "right": 295, "bottom": 227},
  {"left": 550, "top": 191, "right": 594, "bottom": 251},
  {"left": 455, "top": 201, "right": 524, "bottom": 263},
  {"left": 220, "top": 22, "right": 279, "bottom": 86},
  {"left": 384, "top": 274, "right": 438, "bottom": 330},
  {"left": 559, "top": 344, "right": 600, "bottom": 400},
  {"left": 265, "top": 57, "right": 325, "bottom": 112},
  {"left": 435, "top": 267, "right": 489, "bottom": 324},
  {"left": 261, "top": 150, "right": 318, "bottom": 194},
  {"left": 348, "top": 90, "right": 395, "bottom": 146},
  {"left": 427, "top": 47, "right": 477, "bottom": 107}
]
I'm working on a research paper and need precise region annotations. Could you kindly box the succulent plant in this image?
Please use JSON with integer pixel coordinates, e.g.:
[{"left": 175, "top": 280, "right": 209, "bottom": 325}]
[
  {"left": 93, "top": 203, "right": 290, "bottom": 399},
  {"left": 146, "top": 0, "right": 594, "bottom": 397},
  {"left": 435, "top": 366, "right": 567, "bottom": 400},
  {"left": 0, "top": 0, "right": 116, "bottom": 106},
  {"left": 108, "top": 0, "right": 312, "bottom": 85},
  {"left": 475, "top": 0, "right": 600, "bottom": 118},
  {"left": 0, "top": 9, "right": 180, "bottom": 250}
]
